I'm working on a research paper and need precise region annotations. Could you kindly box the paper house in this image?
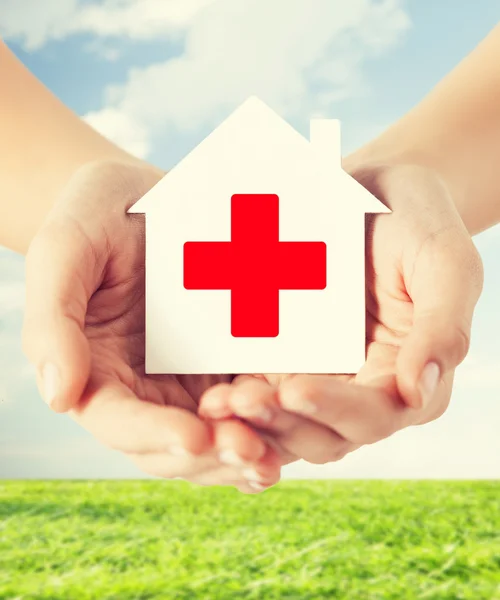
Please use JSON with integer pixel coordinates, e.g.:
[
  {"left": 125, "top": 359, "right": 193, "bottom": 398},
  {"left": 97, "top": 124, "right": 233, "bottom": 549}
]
[{"left": 128, "top": 96, "right": 390, "bottom": 375}]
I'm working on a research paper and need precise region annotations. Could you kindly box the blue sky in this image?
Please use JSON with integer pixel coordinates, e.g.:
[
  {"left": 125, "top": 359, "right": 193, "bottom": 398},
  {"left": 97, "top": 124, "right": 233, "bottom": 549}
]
[{"left": 1, "top": 0, "right": 499, "bottom": 479}]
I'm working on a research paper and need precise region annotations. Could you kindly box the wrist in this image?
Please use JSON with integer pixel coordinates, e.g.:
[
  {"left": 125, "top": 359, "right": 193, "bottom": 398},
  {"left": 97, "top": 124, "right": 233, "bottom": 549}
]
[{"left": 344, "top": 142, "right": 475, "bottom": 235}]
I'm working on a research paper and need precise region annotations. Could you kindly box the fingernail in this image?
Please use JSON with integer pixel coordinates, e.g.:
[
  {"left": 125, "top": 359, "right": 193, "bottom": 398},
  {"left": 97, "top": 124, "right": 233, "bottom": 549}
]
[
  {"left": 219, "top": 450, "right": 246, "bottom": 467},
  {"left": 248, "top": 481, "right": 268, "bottom": 492},
  {"left": 418, "top": 362, "right": 440, "bottom": 408},
  {"left": 242, "top": 468, "right": 264, "bottom": 482},
  {"left": 41, "top": 363, "right": 59, "bottom": 407},
  {"left": 168, "top": 446, "right": 191, "bottom": 457}
]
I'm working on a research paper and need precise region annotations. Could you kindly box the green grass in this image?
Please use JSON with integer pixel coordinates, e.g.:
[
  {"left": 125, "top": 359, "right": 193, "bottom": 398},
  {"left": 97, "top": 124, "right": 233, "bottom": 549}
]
[{"left": 0, "top": 481, "right": 499, "bottom": 599}]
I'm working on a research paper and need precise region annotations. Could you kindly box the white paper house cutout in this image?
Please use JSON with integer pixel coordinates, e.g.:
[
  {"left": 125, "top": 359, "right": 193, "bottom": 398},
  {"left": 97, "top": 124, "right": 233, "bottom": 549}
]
[{"left": 129, "top": 96, "right": 390, "bottom": 375}]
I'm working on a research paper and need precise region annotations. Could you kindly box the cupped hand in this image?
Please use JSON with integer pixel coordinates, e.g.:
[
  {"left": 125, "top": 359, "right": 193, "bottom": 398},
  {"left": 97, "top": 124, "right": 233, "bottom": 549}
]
[
  {"left": 22, "top": 160, "right": 281, "bottom": 493},
  {"left": 199, "top": 163, "right": 484, "bottom": 465}
]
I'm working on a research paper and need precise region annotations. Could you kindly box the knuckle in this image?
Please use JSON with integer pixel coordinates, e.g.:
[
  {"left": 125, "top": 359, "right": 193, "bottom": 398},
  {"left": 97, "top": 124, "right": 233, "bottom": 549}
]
[{"left": 448, "top": 323, "right": 471, "bottom": 365}]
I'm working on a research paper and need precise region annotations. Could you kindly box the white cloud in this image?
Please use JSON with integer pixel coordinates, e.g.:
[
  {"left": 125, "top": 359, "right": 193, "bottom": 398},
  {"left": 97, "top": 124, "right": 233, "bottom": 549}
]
[
  {"left": 84, "top": 38, "right": 123, "bottom": 62},
  {"left": 81, "top": 0, "right": 410, "bottom": 159},
  {"left": 1, "top": 0, "right": 411, "bottom": 159},
  {"left": 0, "top": 0, "right": 216, "bottom": 49},
  {"left": 0, "top": 0, "right": 79, "bottom": 50},
  {"left": 73, "top": 0, "right": 218, "bottom": 39}
]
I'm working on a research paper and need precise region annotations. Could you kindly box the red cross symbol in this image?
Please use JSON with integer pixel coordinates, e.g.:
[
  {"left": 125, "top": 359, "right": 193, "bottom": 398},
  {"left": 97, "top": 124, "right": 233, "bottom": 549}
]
[{"left": 183, "top": 194, "right": 327, "bottom": 337}]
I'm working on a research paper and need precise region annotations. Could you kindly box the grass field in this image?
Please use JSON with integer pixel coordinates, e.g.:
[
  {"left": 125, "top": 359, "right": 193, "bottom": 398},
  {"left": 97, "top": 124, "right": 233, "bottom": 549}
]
[{"left": 0, "top": 480, "right": 499, "bottom": 599}]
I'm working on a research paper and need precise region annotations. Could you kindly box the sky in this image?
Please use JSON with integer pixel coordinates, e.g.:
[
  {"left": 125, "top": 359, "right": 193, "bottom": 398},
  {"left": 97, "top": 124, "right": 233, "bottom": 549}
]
[{"left": 1, "top": 0, "right": 500, "bottom": 479}]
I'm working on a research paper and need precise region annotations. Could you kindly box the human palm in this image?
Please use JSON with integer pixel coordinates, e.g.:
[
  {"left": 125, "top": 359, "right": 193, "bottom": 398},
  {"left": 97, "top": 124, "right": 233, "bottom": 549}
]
[
  {"left": 23, "top": 159, "right": 483, "bottom": 484},
  {"left": 23, "top": 160, "right": 281, "bottom": 491},
  {"left": 84, "top": 202, "right": 227, "bottom": 414},
  {"left": 200, "top": 163, "right": 483, "bottom": 465}
]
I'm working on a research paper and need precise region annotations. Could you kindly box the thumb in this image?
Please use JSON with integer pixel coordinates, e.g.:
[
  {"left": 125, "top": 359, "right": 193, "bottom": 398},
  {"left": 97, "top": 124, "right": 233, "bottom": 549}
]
[
  {"left": 396, "top": 228, "right": 483, "bottom": 410},
  {"left": 22, "top": 222, "right": 98, "bottom": 413}
]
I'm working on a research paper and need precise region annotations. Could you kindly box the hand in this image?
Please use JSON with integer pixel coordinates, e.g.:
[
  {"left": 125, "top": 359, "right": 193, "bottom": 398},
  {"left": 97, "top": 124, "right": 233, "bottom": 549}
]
[
  {"left": 199, "top": 163, "right": 484, "bottom": 465},
  {"left": 22, "top": 160, "right": 281, "bottom": 493}
]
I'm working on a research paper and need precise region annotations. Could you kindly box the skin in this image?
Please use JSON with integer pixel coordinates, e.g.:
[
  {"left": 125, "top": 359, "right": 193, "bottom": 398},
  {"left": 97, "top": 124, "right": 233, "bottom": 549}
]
[
  {"left": 201, "top": 24, "right": 500, "bottom": 461},
  {"left": 2, "top": 23, "right": 499, "bottom": 491},
  {"left": 0, "top": 40, "right": 150, "bottom": 254},
  {"left": 199, "top": 164, "right": 483, "bottom": 464},
  {"left": 350, "top": 22, "right": 500, "bottom": 236},
  {"left": 1, "top": 40, "right": 280, "bottom": 493},
  {"left": 22, "top": 161, "right": 283, "bottom": 492}
]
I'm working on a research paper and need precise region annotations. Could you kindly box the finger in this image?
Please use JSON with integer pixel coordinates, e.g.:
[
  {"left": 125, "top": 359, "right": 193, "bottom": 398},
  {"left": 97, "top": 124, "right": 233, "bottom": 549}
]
[
  {"left": 226, "top": 376, "right": 358, "bottom": 464},
  {"left": 278, "top": 375, "right": 413, "bottom": 445},
  {"left": 191, "top": 468, "right": 280, "bottom": 495},
  {"left": 71, "top": 379, "right": 212, "bottom": 455},
  {"left": 200, "top": 375, "right": 301, "bottom": 431},
  {"left": 397, "top": 228, "right": 483, "bottom": 409},
  {"left": 235, "top": 480, "right": 278, "bottom": 495},
  {"left": 198, "top": 382, "right": 235, "bottom": 419},
  {"left": 191, "top": 458, "right": 282, "bottom": 494},
  {"left": 129, "top": 452, "right": 278, "bottom": 493},
  {"left": 200, "top": 377, "right": 354, "bottom": 468},
  {"left": 230, "top": 375, "right": 293, "bottom": 427},
  {"left": 222, "top": 375, "right": 283, "bottom": 425},
  {"left": 192, "top": 465, "right": 281, "bottom": 491},
  {"left": 213, "top": 417, "right": 274, "bottom": 466},
  {"left": 274, "top": 421, "right": 359, "bottom": 465},
  {"left": 127, "top": 419, "right": 281, "bottom": 488},
  {"left": 214, "top": 420, "right": 283, "bottom": 490},
  {"left": 130, "top": 450, "right": 279, "bottom": 494},
  {"left": 22, "top": 222, "right": 99, "bottom": 413},
  {"left": 128, "top": 423, "right": 249, "bottom": 481},
  {"left": 199, "top": 381, "right": 293, "bottom": 470},
  {"left": 233, "top": 445, "right": 282, "bottom": 494},
  {"left": 128, "top": 451, "right": 236, "bottom": 482}
]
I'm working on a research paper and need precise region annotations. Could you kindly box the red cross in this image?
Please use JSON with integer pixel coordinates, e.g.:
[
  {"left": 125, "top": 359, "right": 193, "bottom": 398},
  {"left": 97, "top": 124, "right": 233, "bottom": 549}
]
[{"left": 183, "top": 194, "right": 327, "bottom": 337}]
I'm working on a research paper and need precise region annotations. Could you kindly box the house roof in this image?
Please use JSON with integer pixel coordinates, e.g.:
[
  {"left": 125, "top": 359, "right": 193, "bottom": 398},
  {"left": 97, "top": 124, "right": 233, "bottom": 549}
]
[{"left": 128, "top": 96, "right": 390, "bottom": 215}]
